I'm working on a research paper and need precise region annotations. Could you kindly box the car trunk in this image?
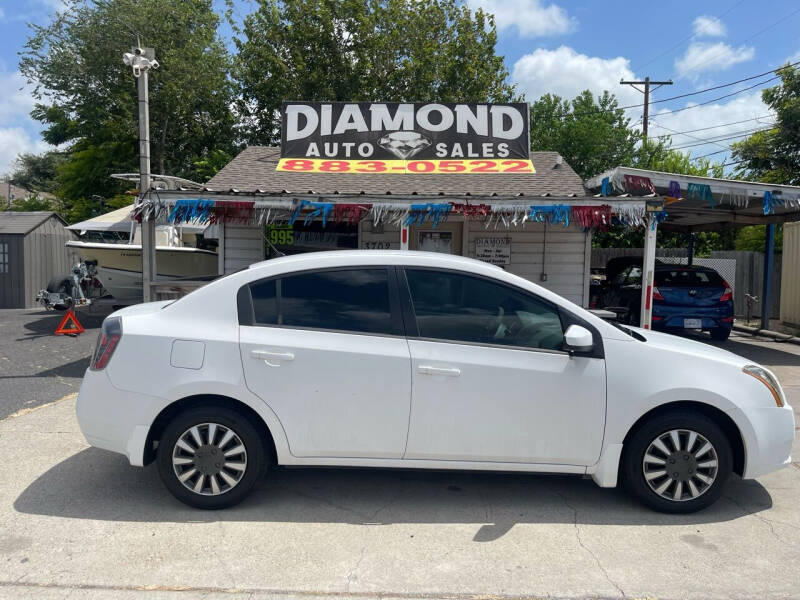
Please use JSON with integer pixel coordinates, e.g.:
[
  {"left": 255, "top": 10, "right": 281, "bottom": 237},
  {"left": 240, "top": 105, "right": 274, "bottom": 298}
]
[{"left": 654, "top": 269, "right": 726, "bottom": 307}]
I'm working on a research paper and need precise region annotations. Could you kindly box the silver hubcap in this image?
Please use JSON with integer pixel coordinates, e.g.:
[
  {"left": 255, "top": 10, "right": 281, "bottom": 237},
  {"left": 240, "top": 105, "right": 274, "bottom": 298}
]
[
  {"left": 172, "top": 423, "right": 247, "bottom": 496},
  {"left": 642, "top": 429, "right": 718, "bottom": 502}
]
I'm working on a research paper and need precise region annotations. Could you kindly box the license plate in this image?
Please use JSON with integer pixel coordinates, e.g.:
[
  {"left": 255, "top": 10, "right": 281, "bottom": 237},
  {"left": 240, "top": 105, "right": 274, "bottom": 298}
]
[{"left": 684, "top": 318, "right": 702, "bottom": 329}]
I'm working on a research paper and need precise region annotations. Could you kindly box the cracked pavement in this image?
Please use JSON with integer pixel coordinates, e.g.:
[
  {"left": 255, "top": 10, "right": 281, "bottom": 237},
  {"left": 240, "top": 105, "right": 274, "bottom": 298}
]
[{"left": 1, "top": 318, "right": 799, "bottom": 599}]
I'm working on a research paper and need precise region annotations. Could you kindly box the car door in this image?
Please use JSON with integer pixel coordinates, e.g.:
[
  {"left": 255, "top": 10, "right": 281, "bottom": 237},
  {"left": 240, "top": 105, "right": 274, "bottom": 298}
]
[
  {"left": 238, "top": 266, "right": 412, "bottom": 459},
  {"left": 401, "top": 268, "right": 606, "bottom": 466}
]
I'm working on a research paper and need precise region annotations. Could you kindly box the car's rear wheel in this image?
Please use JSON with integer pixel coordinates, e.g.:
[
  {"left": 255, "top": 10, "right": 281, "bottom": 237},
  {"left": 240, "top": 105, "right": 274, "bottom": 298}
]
[
  {"left": 623, "top": 411, "right": 732, "bottom": 513},
  {"left": 710, "top": 327, "right": 731, "bottom": 341},
  {"left": 156, "top": 406, "right": 265, "bottom": 509}
]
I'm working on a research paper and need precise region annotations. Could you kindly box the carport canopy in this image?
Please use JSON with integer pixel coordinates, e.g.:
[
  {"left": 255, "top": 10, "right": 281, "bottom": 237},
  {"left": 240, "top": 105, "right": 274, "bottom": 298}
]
[{"left": 586, "top": 166, "right": 800, "bottom": 329}]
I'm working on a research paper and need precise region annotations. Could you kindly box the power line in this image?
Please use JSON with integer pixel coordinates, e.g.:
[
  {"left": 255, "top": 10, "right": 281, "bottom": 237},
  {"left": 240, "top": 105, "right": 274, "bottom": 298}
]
[
  {"left": 676, "top": 6, "right": 800, "bottom": 76},
  {"left": 652, "top": 114, "right": 776, "bottom": 138},
  {"left": 650, "top": 121, "right": 735, "bottom": 153},
  {"left": 633, "top": 0, "right": 747, "bottom": 71},
  {"left": 670, "top": 127, "right": 775, "bottom": 150},
  {"left": 647, "top": 75, "right": 782, "bottom": 118},
  {"left": 543, "top": 62, "right": 796, "bottom": 121},
  {"left": 620, "top": 76, "right": 673, "bottom": 139}
]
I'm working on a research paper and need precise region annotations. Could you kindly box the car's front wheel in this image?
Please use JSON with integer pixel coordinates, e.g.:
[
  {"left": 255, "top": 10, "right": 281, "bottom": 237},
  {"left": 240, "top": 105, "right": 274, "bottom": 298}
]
[
  {"left": 623, "top": 411, "right": 732, "bottom": 513},
  {"left": 156, "top": 406, "right": 265, "bottom": 509}
]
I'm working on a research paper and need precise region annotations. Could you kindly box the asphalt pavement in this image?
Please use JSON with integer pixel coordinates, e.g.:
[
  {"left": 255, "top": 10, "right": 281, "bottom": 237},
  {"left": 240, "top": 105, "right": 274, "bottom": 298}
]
[
  {"left": 0, "top": 311, "right": 799, "bottom": 599},
  {"left": 0, "top": 308, "right": 106, "bottom": 420}
]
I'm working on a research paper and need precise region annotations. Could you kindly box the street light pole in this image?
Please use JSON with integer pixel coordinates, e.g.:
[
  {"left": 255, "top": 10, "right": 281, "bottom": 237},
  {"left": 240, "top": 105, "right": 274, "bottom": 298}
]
[{"left": 123, "top": 42, "right": 159, "bottom": 302}]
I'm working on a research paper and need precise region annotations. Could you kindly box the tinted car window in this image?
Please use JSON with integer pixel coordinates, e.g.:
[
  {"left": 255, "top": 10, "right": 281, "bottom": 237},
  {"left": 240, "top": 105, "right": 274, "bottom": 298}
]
[
  {"left": 279, "top": 269, "right": 393, "bottom": 335},
  {"left": 655, "top": 269, "right": 724, "bottom": 286},
  {"left": 250, "top": 279, "right": 277, "bottom": 324},
  {"left": 405, "top": 269, "right": 564, "bottom": 351}
]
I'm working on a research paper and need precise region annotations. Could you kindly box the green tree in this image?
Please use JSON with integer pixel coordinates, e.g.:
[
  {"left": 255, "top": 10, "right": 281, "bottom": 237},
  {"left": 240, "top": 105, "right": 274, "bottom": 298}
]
[
  {"left": 529, "top": 91, "right": 640, "bottom": 179},
  {"left": 10, "top": 151, "right": 65, "bottom": 194},
  {"left": 234, "top": 0, "right": 516, "bottom": 145},
  {"left": 0, "top": 193, "right": 55, "bottom": 212},
  {"left": 731, "top": 63, "right": 799, "bottom": 184},
  {"left": 20, "top": 0, "right": 236, "bottom": 222}
]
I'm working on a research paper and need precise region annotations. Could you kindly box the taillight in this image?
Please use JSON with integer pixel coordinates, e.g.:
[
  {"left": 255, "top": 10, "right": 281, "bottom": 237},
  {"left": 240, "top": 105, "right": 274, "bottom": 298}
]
[
  {"left": 90, "top": 316, "right": 122, "bottom": 370},
  {"left": 652, "top": 286, "right": 664, "bottom": 301},
  {"left": 720, "top": 281, "right": 733, "bottom": 302}
]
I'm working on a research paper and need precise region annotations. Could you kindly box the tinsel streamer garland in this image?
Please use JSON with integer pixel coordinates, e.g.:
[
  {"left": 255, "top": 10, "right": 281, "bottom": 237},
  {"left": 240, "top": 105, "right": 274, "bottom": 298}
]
[
  {"left": 168, "top": 198, "right": 215, "bottom": 224},
  {"left": 687, "top": 183, "right": 714, "bottom": 208},
  {"left": 210, "top": 201, "right": 255, "bottom": 224},
  {"left": 289, "top": 200, "right": 333, "bottom": 227},
  {"left": 333, "top": 203, "right": 372, "bottom": 225},
  {"left": 528, "top": 204, "right": 570, "bottom": 226},
  {"left": 601, "top": 177, "right": 610, "bottom": 196},
  {"left": 572, "top": 205, "right": 612, "bottom": 230},
  {"left": 449, "top": 203, "right": 492, "bottom": 218},
  {"left": 609, "top": 203, "right": 647, "bottom": 228},
  {"left": 763, "top": 191, "right": 777, "bottom": 215},
  {"left": 668, "top": 181, "right": 681, "bottom": 198},
  {"left": 405, "top": 203, "right": 451, "bottom": 227},
  {"left": 623, "top": 175, "right": 656, "bottom": 196}
]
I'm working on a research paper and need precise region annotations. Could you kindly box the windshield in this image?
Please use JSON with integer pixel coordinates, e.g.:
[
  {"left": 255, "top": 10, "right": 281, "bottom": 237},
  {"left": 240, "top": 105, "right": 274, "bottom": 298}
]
[{"left": 655, "top": 269, "right": 724, "bottom": 287}]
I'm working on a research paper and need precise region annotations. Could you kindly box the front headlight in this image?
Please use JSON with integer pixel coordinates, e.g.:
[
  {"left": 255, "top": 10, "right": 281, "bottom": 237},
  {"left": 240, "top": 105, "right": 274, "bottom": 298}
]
[{"left": 743, "top": 364, "right": 785, "bottom": 407}]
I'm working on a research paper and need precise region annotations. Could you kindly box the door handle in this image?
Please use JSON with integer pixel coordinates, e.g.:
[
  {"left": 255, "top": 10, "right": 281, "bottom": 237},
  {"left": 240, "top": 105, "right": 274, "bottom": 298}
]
[
  {"left": 418, "top": 365, "right": 461, "bottom": 377},
  {"left": 251, "top": 349, "right": 295, "bottom": 367}
]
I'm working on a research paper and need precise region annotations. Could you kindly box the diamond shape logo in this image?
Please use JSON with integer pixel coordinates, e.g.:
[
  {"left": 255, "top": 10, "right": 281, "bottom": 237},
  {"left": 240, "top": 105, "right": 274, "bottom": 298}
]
[{"left": 377, "top": 131, "right": 431, "bottom": 160}]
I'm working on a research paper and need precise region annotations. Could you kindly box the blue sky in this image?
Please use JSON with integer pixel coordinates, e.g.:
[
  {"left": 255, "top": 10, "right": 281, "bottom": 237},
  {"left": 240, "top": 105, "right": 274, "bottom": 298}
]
[{"left": 1, "top": 0, "right": 799, "bottom": 176}]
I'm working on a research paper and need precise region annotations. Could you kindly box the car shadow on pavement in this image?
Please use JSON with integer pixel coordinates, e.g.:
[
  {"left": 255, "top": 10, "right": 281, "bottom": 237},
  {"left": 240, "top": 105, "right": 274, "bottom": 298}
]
[
  {"left": 14, "top": 448, "right": 774, "bottom": 539},
  {"left": 17, "top": 310, "right": 104, "bottom": 341},
  {"left": 681, "top": 330, "right": 800, "bottom": 367}
]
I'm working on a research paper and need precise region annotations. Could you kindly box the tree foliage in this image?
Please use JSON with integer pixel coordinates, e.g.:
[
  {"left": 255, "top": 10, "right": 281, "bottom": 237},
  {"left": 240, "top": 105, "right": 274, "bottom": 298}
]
[
  {"left": 731, "top": 64, "right": 800, "bottom": 185},
  {"left": 234, "top": 0, "right": 517, "bottom": 145},
  {"left": 19, "top": 0, "right": 236, "bottom": 221},
  {"left": 529, "top": 91, "right": 640, "bottom": 180},
  {"left": 10, "top": 151, "right": 65, "bottom": 194}
]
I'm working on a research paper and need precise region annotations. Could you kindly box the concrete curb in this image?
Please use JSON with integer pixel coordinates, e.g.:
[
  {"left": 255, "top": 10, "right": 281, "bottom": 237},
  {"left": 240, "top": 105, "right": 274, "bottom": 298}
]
[{"left": 733, "top": 323, "right": 800, "bottom": 346}]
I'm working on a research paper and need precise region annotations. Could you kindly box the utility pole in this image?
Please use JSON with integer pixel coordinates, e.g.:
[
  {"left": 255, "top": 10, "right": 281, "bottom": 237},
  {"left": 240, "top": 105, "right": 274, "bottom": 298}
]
[
  {"left": 620, "top": 76, "right": 673, "bottom": 140},
  {"left": 123, "top": 40, "right": 159, "bottom": 302}
]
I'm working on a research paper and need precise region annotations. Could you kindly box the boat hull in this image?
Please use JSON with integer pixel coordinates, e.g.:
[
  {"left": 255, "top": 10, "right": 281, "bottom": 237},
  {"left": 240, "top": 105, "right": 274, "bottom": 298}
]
[{"left": 65, "top": 242, "right": 219, "bottom": 300}]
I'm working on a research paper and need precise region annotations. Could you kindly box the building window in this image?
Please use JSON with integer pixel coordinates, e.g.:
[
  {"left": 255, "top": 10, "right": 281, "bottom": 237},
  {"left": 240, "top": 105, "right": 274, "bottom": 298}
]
[{"left": 0, "top": 242, "right": 8, "bottom": 274}]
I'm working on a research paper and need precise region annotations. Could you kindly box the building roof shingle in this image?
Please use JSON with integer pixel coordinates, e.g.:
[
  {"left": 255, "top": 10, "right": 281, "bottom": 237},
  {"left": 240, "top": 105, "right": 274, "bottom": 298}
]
[
  {"left": 0, "top": 211, "right": 66, "bottom": 235},
  {"left": 205, "top": 147, "right": 588, "bottom": 198}
]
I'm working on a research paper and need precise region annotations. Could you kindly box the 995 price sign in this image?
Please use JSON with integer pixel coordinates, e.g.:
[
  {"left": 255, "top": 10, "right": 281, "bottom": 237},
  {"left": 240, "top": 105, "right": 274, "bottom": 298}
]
[{"left": 276, "top": 158, "right": 535, "bottom": 174}]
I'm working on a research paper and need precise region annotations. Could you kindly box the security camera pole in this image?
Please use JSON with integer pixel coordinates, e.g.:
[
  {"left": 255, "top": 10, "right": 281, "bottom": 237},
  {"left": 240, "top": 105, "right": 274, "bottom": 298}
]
[{"left": 123, "top": 41, "right": 158, "bottom": 302}]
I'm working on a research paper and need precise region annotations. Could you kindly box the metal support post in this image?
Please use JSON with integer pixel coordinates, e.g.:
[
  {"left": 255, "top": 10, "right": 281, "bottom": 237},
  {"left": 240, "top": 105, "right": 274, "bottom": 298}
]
[
  {"left": 639, "top": 216, "right": 658, "bottom": 329},
  {"left": 138, "top": 67, "right": 155, "bottom": 302},
  {"left": 761, "top": 223, "right": 775, "bottom": 330},
  {"left": 687, "top": 231, "right": 694, "bottom": 266}
]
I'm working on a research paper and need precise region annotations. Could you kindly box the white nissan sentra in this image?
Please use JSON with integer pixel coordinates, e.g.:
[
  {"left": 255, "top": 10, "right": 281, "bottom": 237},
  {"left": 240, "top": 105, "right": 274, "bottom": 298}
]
[{"left": 76, "top": 251, "right": 794, "bottom": 512}]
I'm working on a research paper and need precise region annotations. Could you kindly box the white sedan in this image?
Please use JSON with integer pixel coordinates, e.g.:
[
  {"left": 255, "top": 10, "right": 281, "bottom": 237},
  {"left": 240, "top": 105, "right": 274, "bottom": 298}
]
[{"left": 76, "top": 251, "right": 794, "bottom": 512}]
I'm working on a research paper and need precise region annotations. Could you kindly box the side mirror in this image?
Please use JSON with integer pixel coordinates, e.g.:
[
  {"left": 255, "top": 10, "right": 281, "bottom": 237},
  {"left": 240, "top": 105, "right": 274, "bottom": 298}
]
[{"left": 564, "top": 324, "right": 594, "bottom": 354}]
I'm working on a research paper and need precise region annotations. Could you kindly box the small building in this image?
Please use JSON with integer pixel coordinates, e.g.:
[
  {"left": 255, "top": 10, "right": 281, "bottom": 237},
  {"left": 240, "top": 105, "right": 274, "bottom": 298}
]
[{"left": 0, "top": 211, "right": 76, "bottom": 308}]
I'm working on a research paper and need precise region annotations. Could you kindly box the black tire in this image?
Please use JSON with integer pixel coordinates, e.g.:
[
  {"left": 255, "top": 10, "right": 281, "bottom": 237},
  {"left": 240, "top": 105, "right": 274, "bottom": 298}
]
[
  {"left": 710, "top": 328, "right": 731, "bottom": 341},
  {"left": 622, "top": 410, "right": 732, "bottom": 513},
  {"left": 157, "top": 406, "right": 265, "bottom": 509}
]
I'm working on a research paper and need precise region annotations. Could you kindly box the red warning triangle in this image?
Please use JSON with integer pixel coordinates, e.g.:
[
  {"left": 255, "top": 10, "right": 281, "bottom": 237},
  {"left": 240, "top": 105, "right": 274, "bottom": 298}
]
[{"left": 54, "top": 310, "right": 85, "bottom": 335}]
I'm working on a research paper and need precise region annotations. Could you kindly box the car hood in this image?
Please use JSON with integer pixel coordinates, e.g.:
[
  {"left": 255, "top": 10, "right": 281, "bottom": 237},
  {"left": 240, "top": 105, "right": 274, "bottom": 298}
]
[{"left": 627, "top": 326, "right": 750, "bottom": 367}]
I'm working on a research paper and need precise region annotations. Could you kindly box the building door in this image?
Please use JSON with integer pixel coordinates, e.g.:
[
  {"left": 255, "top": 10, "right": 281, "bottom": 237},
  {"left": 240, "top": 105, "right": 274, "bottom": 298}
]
[{"left": 410, "top": 221, "right": 463, "bottom": 255}]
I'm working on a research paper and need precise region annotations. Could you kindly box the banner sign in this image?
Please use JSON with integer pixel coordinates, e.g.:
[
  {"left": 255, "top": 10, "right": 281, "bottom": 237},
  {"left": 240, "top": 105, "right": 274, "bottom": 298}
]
[{"left": 278, "top": 102, "right": 533, "bottom": 174}]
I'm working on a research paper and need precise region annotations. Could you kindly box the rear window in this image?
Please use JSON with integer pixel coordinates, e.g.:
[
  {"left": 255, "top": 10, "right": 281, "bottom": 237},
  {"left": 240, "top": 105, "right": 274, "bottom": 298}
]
[{"left": 655, "top": 269, "right": 724, "bottom": 286}]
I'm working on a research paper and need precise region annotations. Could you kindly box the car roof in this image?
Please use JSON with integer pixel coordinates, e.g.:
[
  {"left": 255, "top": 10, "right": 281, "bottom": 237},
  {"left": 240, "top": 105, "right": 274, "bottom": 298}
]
[{"left": 247, "top": 250, "right": 501, "bottom": 271}]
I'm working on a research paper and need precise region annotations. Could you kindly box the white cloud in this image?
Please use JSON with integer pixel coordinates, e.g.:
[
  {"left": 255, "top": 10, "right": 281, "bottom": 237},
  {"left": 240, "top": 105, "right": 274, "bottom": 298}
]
[
  {"left": 512, "top": 46, "right": 642, "bottom": 105},
  {"left": 0, "top": 127, "right": 50, "bottom": 176},
  {"left": 649, "top": 91, "right": 773, "bottom": 161},
  {"left": 465, "top": 0, "right": 576, "bottom": 37},
  {"left": 0, "top": 71, "right": 51, "bottom": 175},
  {"left": 692, "top": 15, "right": 726, "bottom": 38},
  {"left": 675, "top": 42, "right": 754, "bottom": 77}
]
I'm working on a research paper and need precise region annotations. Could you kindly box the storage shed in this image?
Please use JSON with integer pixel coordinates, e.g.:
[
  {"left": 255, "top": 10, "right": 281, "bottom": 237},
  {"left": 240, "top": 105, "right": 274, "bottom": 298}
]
[{"left": 0, "top": 211, "right": 76, "bottom": 308}]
